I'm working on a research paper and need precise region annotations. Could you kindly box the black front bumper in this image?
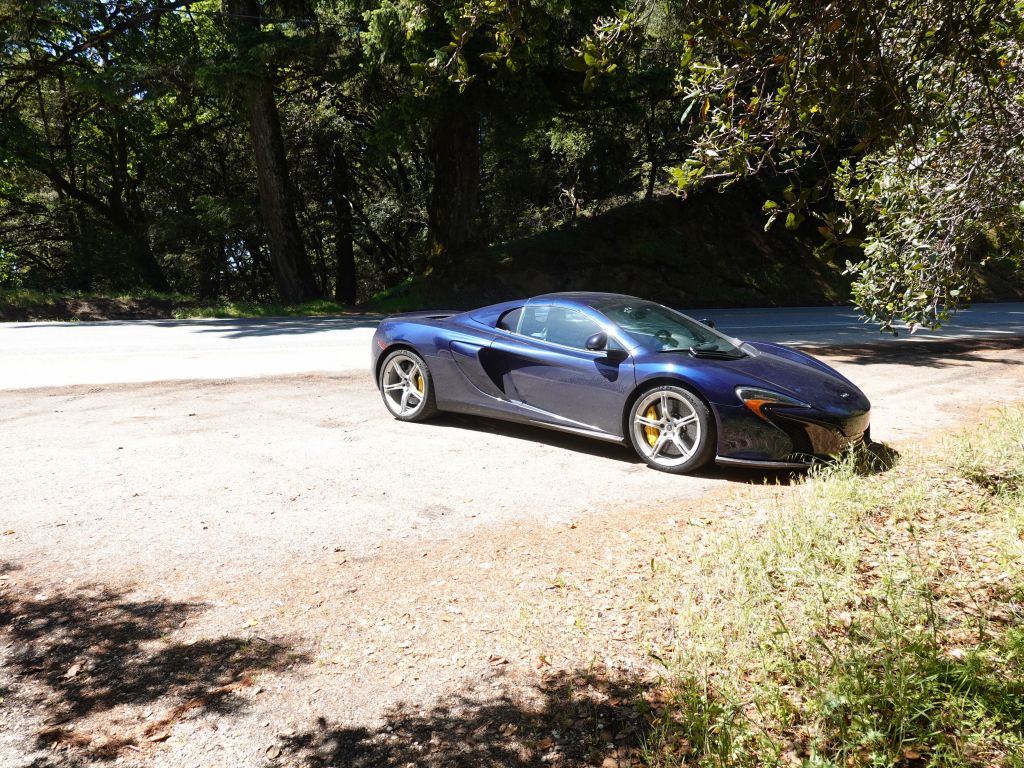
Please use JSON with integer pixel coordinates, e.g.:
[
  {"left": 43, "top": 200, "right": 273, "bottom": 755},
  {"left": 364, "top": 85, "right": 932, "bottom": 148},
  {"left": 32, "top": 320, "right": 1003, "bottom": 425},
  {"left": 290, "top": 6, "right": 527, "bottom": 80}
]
[{"left": 770, "top": 410, "right": 871, "bottom": 462}]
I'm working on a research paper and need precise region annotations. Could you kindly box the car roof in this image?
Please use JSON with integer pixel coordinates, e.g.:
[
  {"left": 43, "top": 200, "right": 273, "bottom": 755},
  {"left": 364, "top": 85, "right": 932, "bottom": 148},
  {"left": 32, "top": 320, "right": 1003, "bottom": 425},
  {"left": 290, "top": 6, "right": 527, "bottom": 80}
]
[{"left": 528, "top": 292, "right": 643, "bottom": 311}]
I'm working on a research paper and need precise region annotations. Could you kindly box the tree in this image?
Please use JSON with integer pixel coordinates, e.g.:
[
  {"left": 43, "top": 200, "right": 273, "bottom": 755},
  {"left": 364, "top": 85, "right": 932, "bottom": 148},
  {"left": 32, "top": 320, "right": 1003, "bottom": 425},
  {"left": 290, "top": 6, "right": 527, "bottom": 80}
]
[
  {"left": 0, "top": 1, "right": 198, "bottom": 292},
  {"left": 579, "top": 0, "right": 1024, "bottom": 330},
  {"left": 225, "top": 0, "right": 320, "bottom": 302}
]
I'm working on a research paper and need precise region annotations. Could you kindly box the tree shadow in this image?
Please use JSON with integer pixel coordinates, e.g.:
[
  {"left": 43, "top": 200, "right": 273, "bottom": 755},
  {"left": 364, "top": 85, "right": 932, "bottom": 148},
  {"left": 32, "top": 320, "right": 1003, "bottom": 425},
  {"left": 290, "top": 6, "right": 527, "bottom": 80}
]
[
  {"left": 271, "top": 668, "right": 661, "bottom": 768},
  {"left": 10, "top": 315, "right": 381, "bottom": 338},
  {"left": 181, "top": 315, "right": 381, "bottom": 339},
  {"left": 806, "top": 336, "right": 1024, "bottom": 368},
  {"left": 0, "top": 579, "right": 303, "bottom": 760}
]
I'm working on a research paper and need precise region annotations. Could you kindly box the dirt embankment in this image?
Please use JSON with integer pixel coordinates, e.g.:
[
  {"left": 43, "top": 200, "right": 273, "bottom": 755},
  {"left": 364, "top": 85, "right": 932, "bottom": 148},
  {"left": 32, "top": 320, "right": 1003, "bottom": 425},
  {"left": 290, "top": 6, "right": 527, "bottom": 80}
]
[{"left": 0, "top": 296, "right": 185, "bottom": 322}]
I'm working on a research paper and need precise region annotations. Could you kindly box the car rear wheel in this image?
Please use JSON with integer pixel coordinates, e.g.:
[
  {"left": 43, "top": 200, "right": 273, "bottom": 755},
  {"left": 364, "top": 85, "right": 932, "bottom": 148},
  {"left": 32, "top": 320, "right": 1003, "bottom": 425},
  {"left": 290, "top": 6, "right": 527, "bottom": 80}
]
[
  {"left": 379, "top": 350, "right": 438, "bottom": 422},
  {"left": 627, "top": 386, "right": 715, "bottom": 474}
]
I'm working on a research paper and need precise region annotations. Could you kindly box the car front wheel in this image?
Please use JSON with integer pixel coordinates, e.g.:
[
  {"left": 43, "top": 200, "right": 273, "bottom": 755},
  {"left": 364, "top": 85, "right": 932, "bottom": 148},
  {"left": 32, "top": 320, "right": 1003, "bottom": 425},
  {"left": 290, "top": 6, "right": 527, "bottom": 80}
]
[
  {"left": 627, "top": 386, "right": 715, "bottom": 474},
  {"left": 378, "top": 349, "right": 438, "bottom": 422}
]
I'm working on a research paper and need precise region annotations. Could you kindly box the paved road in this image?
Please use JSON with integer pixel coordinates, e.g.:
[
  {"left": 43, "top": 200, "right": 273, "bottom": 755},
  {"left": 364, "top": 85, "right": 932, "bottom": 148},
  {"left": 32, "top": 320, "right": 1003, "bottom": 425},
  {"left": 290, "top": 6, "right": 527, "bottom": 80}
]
[{"left": 2, "top": 303, "right": 1023, "bottom": 389}]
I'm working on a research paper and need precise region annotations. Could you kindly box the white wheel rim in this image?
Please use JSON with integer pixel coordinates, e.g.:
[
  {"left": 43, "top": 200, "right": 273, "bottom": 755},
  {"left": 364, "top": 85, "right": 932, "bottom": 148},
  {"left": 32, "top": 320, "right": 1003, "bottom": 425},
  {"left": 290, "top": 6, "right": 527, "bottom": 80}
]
[
  {"left": 632, "top": 391, "right": 702, "bottom": 467},
  {"left": 381, "top": 354, "right": 426, "bottom": 417}
]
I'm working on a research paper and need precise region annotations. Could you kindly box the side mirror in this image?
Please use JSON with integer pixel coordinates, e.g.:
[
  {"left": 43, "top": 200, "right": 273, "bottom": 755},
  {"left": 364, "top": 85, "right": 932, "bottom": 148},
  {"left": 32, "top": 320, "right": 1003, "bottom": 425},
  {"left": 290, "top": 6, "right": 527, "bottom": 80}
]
[
  {"left": 700, "top": 317, "right": 716, "bottom": 329},
  {"left": 585, "top": 331, "right": 608, "bottom": 351}
]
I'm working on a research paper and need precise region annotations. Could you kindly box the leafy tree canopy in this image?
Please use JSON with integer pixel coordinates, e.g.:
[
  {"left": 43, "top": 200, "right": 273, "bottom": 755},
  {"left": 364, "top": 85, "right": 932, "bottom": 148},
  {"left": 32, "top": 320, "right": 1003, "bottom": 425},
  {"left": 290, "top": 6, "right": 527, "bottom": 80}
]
[{"left": 1, "top": 0, "right": 1021, "bottom": 327}]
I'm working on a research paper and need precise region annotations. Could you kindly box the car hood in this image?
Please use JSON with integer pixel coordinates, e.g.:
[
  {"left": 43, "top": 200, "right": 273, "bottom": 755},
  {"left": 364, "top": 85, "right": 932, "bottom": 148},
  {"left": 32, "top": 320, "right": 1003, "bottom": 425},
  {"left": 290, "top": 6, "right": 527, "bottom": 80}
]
[{"left": 672, "top": 342, "right": 870, "bottom": 415}]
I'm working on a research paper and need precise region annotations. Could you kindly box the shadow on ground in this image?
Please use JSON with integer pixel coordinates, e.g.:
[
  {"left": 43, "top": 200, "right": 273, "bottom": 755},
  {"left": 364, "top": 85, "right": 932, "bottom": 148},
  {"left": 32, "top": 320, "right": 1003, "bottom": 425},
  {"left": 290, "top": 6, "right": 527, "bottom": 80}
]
[
  {"left": 183, "top": 316, "right": 380, "bottom": 339},
  {"left": 430, "top": 413, "right": 642, "bottom": 465},
  {"left": 271, "top": 668, "right": 661, "bottom": 768},
  {"left": 809, "top": 336, "right": 1024, "bottom": 368},
  {"left": 0, "top": 575, "right": 303, "bottom": 761},
  {"left": 431, "top": 414, "right": 898, "bottom": 484},
  {"left": 10, "top": 315, "right": 380, "bottom": 338}
]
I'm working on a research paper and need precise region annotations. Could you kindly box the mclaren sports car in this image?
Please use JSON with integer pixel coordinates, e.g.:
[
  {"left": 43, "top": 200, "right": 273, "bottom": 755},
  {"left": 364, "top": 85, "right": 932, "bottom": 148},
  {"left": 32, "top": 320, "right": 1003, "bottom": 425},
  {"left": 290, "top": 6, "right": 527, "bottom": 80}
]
[{"left": 370, "top": 292, "right": 871, "bottom": 474}]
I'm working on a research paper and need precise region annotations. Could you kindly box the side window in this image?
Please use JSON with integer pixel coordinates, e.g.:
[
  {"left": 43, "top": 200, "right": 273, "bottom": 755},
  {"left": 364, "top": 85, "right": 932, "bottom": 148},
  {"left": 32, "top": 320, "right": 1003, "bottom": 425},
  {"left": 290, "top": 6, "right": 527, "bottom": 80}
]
[
  {"left": 497, "top": 307, "right": 523, "bottom": 332},
  {"left": 518, "top": 306, "right": 549, "bottom": 339},
  {"left": 518, "top": 306, "right": 603, "bottom": 350}
]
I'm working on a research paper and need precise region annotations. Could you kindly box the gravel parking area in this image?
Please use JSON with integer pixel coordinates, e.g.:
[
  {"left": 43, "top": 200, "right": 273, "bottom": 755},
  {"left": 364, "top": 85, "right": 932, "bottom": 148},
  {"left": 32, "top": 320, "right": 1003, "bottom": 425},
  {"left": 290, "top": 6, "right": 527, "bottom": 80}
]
[{"left": 2, "top": 339, "right": 1023, "bottom": 767}]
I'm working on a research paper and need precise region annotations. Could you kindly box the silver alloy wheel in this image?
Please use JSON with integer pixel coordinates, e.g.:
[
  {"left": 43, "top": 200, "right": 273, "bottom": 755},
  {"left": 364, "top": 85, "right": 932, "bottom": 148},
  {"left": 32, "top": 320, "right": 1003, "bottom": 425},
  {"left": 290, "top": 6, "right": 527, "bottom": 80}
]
[
  {"left": 381, "top": 353, "right": 426, "bottom": 418},
  {"left": 631, "top": 390, "right": 702, "bottom": 468}
]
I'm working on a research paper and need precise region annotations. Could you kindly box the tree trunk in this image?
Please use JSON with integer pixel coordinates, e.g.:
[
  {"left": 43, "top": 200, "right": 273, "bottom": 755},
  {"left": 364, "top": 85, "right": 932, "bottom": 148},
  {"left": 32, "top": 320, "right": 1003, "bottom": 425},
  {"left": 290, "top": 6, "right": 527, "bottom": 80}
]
[
  {"left": 332, "top": 146, "right": 357, "bottom": 304},
  {"left": 130, "top": 232, "right": 172, "bottom": 293},
  {"left": 228, "top": 0, "right": 318, "bottom": 304},
  {"left": 427, "top": 92, "right": 481, "bottom": 266},
  {"left": 198, "top": 240, "right": 221, "bottom": 300}
]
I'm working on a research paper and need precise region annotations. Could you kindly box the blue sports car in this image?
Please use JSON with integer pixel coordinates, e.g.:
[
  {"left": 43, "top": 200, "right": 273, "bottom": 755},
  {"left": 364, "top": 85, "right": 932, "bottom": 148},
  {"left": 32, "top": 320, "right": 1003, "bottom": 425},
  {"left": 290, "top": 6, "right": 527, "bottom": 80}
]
[{"left": 370, "top": 292, "right": 871, "bottom": 474}]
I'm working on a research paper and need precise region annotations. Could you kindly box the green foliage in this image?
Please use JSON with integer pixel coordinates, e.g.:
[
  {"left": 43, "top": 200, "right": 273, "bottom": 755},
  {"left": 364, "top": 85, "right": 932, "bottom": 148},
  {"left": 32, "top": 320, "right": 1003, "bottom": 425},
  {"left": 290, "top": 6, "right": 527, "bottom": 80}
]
[
  {"left": 173, "top": 297, "right": 357, "bottom": 318},
  {"left": 643, "top": 0, "right": 1024, "bottom": 328},
  {"left": 0, "top": 248, "right": 20, "bottom": 287},
  {"left": 1, "top": 0, "right": 1021, "bottom": 317}
]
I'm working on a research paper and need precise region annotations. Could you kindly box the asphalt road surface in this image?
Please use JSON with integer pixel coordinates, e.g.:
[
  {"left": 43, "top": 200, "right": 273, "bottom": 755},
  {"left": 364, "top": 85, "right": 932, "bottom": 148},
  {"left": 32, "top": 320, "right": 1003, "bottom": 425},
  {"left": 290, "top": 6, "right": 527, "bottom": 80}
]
[{"left": 1, "top": 302, "right": 1023, "bottom": 389}]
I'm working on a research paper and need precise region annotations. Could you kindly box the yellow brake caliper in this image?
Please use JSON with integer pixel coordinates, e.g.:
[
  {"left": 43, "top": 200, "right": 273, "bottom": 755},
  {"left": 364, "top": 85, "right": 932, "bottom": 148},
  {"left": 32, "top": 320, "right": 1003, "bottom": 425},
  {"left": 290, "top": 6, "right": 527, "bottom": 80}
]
[
  {"left": 416, "top": 373, "right": 424, "bottom": 394},
  {"left": 644, "top": 404, "right": 659, "bottom": 446}
]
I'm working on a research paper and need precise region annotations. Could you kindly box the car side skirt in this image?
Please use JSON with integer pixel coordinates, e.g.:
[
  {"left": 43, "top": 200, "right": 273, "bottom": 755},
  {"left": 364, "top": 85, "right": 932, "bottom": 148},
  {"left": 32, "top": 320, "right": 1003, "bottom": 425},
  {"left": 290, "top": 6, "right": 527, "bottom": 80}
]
[
  {"left": 525, "top": 419, "right": 625, "bottom": 443},
  {"left": 715, "top": 456, "right": 811, "bottom": 470}
]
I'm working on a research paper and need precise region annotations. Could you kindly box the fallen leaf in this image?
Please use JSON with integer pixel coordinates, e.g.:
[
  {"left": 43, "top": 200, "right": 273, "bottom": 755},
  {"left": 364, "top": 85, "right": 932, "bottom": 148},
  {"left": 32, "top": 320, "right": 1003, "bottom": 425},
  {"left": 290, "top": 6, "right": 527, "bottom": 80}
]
[{"left": 147, "top": 730, "right": 170, "bottom": 742}]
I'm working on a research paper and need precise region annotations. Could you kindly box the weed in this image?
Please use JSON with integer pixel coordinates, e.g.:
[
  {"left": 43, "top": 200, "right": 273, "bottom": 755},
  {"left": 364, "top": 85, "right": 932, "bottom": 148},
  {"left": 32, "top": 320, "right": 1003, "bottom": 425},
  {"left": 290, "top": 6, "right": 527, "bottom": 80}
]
[{"left": 646, "top": 406, "right": 1024, "bottom": 767}]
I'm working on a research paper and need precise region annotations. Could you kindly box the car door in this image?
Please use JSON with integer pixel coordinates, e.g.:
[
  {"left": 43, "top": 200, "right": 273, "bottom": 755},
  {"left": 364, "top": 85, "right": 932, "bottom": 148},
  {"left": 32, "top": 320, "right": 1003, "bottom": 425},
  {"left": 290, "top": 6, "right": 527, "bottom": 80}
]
[{"left": 489, "top": 305, "right": 635, "bottom": 437}]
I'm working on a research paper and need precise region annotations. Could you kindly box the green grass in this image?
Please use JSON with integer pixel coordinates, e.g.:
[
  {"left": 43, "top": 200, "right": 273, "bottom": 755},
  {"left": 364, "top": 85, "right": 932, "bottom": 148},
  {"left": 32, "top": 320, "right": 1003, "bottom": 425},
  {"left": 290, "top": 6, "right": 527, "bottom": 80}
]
[
  {"left": 641, "top": 407, "right": 1024, "bottom": 768},
  {"left": 171, "top": 298, "right": 359, "bottom": 319},
  {"left": 0, "top": 287, "right": 187, "bottom": 306},
  {"left": 0, "top": 288, "right": 364, "bottom": 320}
]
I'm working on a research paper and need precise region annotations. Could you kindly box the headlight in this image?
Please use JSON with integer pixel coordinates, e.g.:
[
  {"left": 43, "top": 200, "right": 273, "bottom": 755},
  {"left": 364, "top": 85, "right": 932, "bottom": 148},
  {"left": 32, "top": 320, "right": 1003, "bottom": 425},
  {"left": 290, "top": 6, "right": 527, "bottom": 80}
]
[{"left": 735, "top": 386, "right": 810, "bottom": 420}]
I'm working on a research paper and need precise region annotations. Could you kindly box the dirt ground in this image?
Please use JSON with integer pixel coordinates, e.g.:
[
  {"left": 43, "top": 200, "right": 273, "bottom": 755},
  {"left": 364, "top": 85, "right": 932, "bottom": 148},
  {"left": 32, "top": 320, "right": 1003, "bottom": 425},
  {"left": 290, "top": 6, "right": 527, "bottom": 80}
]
[{"left": 2, "top": 339, "right": 1023, "bottom": 767}]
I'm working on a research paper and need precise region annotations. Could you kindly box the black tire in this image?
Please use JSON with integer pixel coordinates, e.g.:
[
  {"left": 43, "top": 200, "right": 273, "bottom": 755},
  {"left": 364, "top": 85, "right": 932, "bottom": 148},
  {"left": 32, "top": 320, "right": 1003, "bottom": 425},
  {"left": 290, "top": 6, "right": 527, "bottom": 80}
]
[
  {"left": 378, "top": 349, "right": 438, "bottom": 422},
  {"left": 626, "top": 385, "right": 716, "bottom": 474}
]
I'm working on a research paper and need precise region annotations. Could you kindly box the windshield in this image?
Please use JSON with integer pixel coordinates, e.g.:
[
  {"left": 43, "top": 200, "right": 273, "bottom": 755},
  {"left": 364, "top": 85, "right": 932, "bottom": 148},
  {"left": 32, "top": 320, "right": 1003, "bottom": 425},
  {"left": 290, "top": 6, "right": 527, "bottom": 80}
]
[{"left": 598, "top": 299, "right": 743, "bottom": 356}]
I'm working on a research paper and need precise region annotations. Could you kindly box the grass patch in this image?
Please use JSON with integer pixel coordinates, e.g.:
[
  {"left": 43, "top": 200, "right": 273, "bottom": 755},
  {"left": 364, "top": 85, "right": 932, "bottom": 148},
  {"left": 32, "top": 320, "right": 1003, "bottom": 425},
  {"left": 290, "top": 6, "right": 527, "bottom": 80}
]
[
  {"left": 0, "top": 287, "right": 187, "bottom": 306},
  {"left": 643, "top": 408, "right": 1024, "bottom": 767},
  {"left": 0, "top": 289, "right": 365, "bottom": 321},
  {"left": 171, "top": 298, "right": 358, "bottom": 319}
]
